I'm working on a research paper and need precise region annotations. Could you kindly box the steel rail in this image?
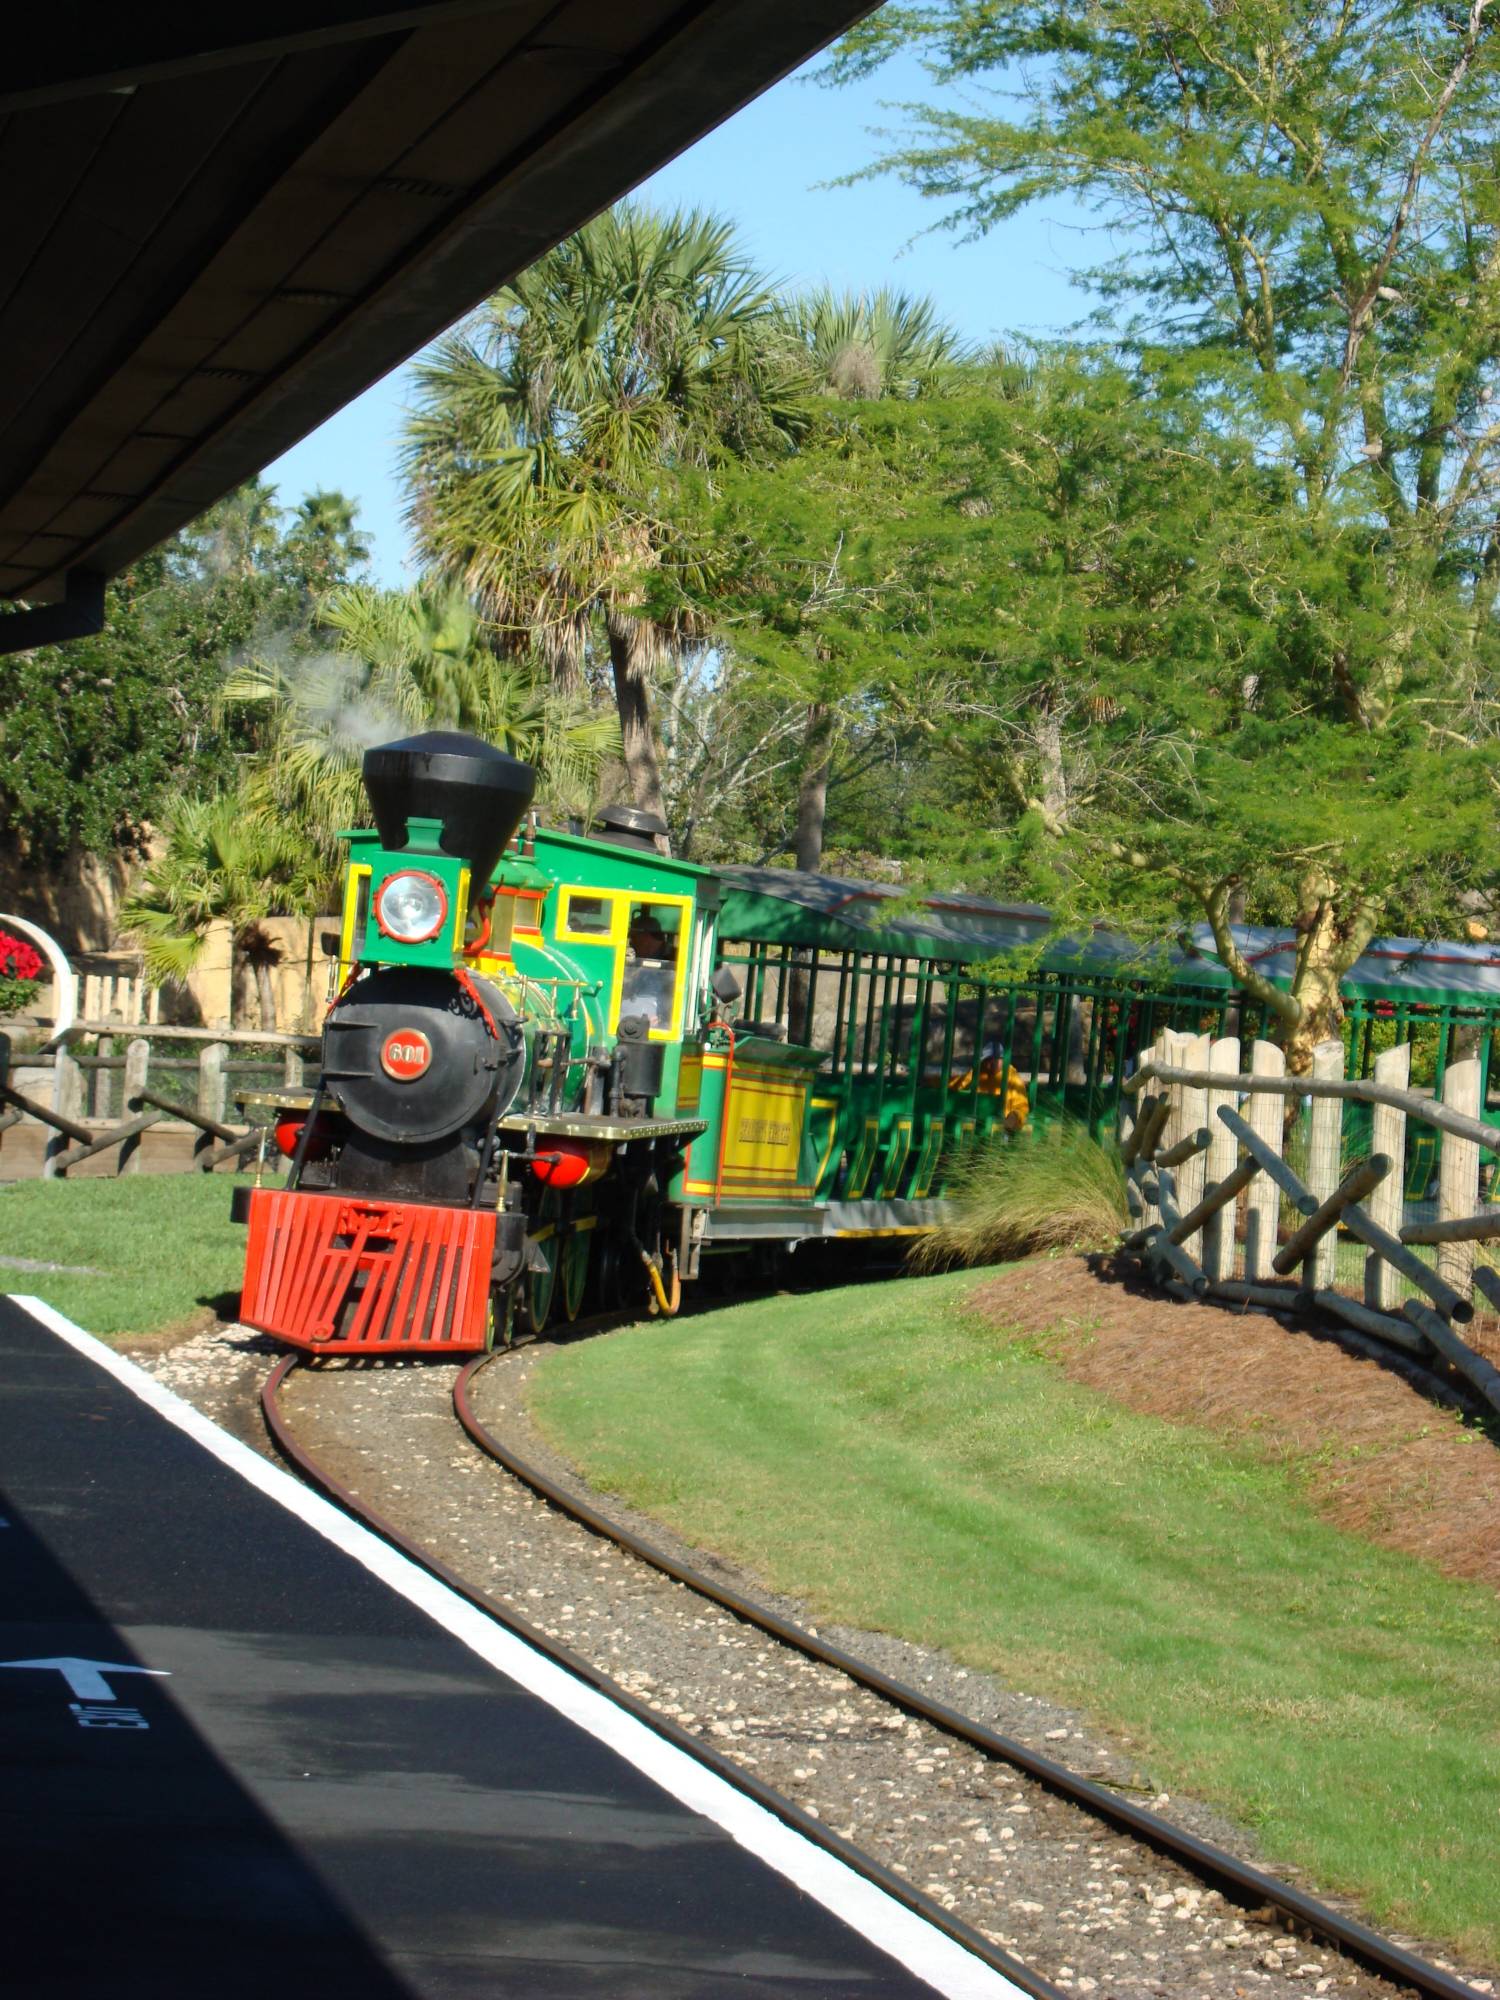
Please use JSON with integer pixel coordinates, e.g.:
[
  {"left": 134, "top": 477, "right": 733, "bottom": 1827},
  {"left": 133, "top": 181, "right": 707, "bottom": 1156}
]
[
  {"left": 455, "top": 1350, "right": 1488, "bottom": 2000},
  {"left": 258, "top": 1354, "right": 1058, "bottom": 2000}
]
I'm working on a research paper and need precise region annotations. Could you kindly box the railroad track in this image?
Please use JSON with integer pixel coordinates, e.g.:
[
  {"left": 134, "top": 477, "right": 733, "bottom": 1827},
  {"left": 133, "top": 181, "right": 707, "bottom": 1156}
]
[
  {"left": 261, "top": 1349, "right": 1059, "bottom": 2000},
  {"left": 262, "top": 1346, "right": 1485, "bottom": 2000}
]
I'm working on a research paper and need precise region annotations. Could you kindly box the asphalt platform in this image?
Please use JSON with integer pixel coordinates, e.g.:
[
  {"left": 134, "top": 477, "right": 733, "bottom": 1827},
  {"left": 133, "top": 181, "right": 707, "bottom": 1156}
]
[{"left": 0, "top": 1295, "right": 1021, "bottom": 2000}]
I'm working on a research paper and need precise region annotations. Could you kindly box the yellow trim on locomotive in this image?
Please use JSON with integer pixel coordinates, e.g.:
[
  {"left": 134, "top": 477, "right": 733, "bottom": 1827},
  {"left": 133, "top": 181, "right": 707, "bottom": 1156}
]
[
  {"left": 338, "top": 863, "right": 373, "bottom": 981},
  {"left": 451, "top": 866, "right": 471, "bottom": 953},
  {"left": 677, "top": 1047, "right": 704, "bottom": 1112}
]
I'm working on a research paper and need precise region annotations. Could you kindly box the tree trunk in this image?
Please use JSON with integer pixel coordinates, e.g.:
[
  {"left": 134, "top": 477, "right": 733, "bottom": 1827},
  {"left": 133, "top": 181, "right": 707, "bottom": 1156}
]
[
  {"left": 794, "top": 704, "right": 833, "bottom": 874},
  {"left": 549, "top": 609, "right": 589, "bottom": 696},
  {"left": 1281, "top": 973, "right": 1343, "bottom": 1082},
  {"left": 606, "top": 610, "right": 670, "bottom": 851},
  {"left": 786, "top": 705, "right": 836, "bottom": 1046},
  {"left": 1282, "top": 876, "right": 1380, "bottom": 1083},
  {"left": 1033, "top": 705, "right": 1068, "bottom": 834},
  {"left": 1191, "top": 862, "right": 1376, "bottom": 1117},
  {"left": 238, "top": 925, "right": 281, "bottom": 1033},
  {"left": 254, "top": 958, "right": 276, "bottom": 1033}
]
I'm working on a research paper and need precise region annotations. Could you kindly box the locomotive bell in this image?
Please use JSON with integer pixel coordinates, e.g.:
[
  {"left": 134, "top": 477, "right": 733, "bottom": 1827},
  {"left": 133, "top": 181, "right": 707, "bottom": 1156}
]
[{"left": 362, "top": 731, "right": 536, "bottom": 884}]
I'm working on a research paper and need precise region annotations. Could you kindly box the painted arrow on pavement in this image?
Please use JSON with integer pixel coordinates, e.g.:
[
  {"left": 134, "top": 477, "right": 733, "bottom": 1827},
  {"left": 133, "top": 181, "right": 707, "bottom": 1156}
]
[{"left": 0, "top": 1658, "right": 169, "bottom": 1700}]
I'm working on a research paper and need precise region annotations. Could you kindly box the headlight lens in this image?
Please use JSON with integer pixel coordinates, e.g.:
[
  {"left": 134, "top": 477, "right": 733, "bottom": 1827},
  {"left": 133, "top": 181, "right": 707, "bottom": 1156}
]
[{"left": 375, "top": 870, "right": 448, "bottom": 944}]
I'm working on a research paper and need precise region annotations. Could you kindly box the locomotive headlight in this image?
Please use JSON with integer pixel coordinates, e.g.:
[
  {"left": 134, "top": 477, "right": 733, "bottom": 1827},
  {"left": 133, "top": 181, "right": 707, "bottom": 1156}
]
[{"left": 374, "top": 870, "right": 448, "bottom": 944}]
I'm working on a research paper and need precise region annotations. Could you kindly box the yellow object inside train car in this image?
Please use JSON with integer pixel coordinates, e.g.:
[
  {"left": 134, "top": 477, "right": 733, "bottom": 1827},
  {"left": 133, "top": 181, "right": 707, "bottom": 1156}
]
[{"left": 949, "top": 1055, "right": 1030, "bottom": 1131}]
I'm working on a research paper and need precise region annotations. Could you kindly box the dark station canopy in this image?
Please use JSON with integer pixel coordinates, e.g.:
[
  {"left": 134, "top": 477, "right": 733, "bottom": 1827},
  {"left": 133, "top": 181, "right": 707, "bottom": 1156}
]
[{"left": 0, "top": 0, "right": 876, "bottom": 650}]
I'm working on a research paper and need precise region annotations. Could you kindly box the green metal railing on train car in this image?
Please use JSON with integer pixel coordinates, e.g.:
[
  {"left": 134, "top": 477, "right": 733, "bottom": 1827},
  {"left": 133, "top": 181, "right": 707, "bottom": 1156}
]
[{"left": 716, "top": 938, "right": 1500, "bottom": 1153}]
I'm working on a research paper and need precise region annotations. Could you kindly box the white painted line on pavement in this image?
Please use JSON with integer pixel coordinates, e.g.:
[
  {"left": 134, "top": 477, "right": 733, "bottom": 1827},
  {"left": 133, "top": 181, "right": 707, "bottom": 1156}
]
[{"left": 15, "top": 1296, "right": 1028, "bottom": 2000}]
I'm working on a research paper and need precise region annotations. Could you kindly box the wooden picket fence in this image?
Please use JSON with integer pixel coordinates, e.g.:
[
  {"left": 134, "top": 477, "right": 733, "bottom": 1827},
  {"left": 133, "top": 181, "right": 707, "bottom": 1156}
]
[
  {"left": 1120, "top": 1028, "right": 1500, "bottom": 1422},
  {"left": 0, "top": 1026, "right": 318, "bottom": 1181}
]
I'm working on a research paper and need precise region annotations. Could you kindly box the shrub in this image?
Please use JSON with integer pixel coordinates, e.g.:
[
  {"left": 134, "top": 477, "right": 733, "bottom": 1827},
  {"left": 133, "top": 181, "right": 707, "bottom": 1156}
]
[
  {"left": 911, "top": 1119, "right": 1128, "bottom": 1270},
  {"left": 0, "top": 929, "right": 44, "bottom": 1020}
]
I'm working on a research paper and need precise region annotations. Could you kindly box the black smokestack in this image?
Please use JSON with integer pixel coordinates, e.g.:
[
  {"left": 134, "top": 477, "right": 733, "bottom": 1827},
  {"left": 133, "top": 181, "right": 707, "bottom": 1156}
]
[{"left": 362, "top": 731, "right": 536, "bottom": 886}]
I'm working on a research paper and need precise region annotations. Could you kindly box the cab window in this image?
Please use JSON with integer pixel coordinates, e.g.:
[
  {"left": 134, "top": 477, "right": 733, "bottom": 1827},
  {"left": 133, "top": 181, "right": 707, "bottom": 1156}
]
[
  {"left": 560, "top": 891, "right": 614, "bottom": 936},
  {"left": 621, "top": 902, "right": 682, "bottom": 1033},
  {"left": 465, "top": 892, "right": 514, "bottom": 957}
]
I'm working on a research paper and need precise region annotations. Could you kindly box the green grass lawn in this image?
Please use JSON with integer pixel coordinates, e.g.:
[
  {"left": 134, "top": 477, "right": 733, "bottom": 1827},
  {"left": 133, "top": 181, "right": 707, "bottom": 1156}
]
[
  {"left": 531, "top": 1270, "right": 1500, "bottom": 1963},
  {"left": 0, "top": 1174, "right": 250, "bottom": 1339}
]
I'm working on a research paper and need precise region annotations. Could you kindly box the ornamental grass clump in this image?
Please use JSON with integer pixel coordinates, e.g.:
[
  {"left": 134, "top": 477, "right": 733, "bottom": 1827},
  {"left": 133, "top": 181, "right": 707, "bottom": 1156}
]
[{"left": 911, "top": 1121, "right": 1128, "bottom": 1271}]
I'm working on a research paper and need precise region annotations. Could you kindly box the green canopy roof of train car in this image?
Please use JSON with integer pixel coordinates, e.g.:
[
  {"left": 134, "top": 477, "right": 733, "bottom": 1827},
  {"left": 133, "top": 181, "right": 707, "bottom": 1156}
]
[{"left": 715, "top": 866, "right": 1500, "bottom": 1010}]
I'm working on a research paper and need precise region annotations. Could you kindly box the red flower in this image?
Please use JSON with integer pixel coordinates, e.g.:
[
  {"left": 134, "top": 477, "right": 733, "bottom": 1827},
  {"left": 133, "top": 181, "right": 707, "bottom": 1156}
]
[{"left": 0, "top": 932, "right": 44, "bottom": 983}]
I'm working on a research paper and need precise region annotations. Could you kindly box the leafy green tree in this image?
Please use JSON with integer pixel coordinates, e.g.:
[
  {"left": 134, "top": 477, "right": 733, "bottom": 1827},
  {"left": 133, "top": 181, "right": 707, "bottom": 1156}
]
[
  {"left": 699, "top": 353, "right": 1500, "bottom": 1071},
  {"left": 0, "top": 548, "right": 260, "bottom": 867},
  {"left": 673, "top": 291, "right": 969, "bottom": 870},
  {"left": 174, "top": 478, "right": 287, "bottom": 583},
  {"left": 776, "top": 289, "right": 969, "bottom": 870},
  {"left": 403, "top": 203, "right": 804, "bottom": 837},
  {"left": 687, "top": 350, "right": 1168, "bottom": 872},
  {"left": 826, "top": 0, "right": 1500, "bottom": 1066},
  {"left": 0, "top": 480, "right": 377, "bottom": 892}
]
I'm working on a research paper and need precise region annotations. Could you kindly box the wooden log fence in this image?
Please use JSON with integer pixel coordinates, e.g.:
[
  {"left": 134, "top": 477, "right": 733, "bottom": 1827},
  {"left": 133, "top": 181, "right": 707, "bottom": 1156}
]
[
  {"left": 1154, "top": 1127, "right": 1210, "bottom": 1169},
  {"left": 1169, "top": 1154, "right": 1259, "bottom": 1247},
  {"left": 0, "top": 1027, "right": 317, "bottom": 1181},
  {"left": 1119, "top": 1033, "right": 1500, "bottom": 1423},
  {"left": 1124, "top": 1053, "right": 1500, "bottom": 1155},
  {"left": 1203, "top": 1037, "right": 1240, "bottom": 1281},
  {"left": 1366, "top": 1043, "right": 1409, "bottom": 1312},
  {"left": 1311, "top": 1289, "right": 1427, "bottom": 1356},
  {"left": 1271, "top": 1154, "right": 1391, "bottom": 1277},
  {"left": 1243, "top": 1039, "right": 1284, "bottom": 1282},
  {"left": 1402, "top": 1209, "right": 1500, "bottom": 1245}
]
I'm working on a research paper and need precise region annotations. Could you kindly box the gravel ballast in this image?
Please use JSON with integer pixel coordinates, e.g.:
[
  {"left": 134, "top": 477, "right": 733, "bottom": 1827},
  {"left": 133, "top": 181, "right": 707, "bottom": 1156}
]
[{"left": 133, "top": 1321, "right": 1496, "bottom": 2000}]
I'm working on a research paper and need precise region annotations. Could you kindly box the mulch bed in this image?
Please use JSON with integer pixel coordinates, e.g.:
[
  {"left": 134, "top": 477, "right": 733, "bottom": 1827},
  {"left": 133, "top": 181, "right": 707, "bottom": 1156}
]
[{"left": 968, "top": 1256, "right": 1500, "bottom": 1592}]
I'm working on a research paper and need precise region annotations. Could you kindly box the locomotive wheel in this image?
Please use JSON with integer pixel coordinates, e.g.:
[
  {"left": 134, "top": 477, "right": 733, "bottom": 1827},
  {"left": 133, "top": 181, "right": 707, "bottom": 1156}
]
[
  {"left": 591, "top": 1231, "right": 624, "bottom": 1314},
  {"left": 560, "top": 1227, "right": 590, "bottom": 1322},
  {"left": 525, "top": 1233, "right": 558, "bottom": 1335}
]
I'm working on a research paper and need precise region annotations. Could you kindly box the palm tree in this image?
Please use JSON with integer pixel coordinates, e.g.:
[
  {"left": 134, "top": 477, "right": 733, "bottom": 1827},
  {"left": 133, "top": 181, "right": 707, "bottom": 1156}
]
[
  {"left": 182, "top": 478, "right": 285, "bottom": 580},
  {"left": 403, "top": 203, "right": 805, "bottom": 841},
  {"left": 784, "top": 287, "right": 966, "bottom": 401},
  {"left": 121, "top": 793, "right": 325, "bottom": 1030},
  {"left": 223, "top": 582, "right": 619, "bottom": 861},
  {"left": 285, "top": 488, "right": 372, "bottom": 588}
]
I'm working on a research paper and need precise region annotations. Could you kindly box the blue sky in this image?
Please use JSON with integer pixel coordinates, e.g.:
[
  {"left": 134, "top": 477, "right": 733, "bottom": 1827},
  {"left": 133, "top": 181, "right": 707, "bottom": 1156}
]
[{"left": 263, "top": 46, "right": 1099, "bottom": 586}]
